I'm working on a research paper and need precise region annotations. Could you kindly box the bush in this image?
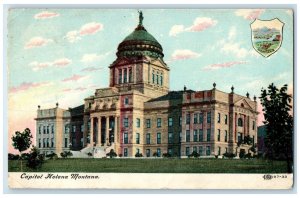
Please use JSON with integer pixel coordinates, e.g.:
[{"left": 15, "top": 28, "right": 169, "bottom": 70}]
[
  {"left": 21, "top": 153, "right": 30, "bottom": 160},
  {"left": 245, "top": 153, "right": 252, "bottom": 159},
  {"left": 135, "top": 153, "right": 143, "bottom": 157},
  {"left": 46, "top": 153, "right": 58, "bottom": 160},
  {"left": 118, "top": 154, "right": 123, "bottom": 157},
  {"left": 153, "top": 152, "right": 157, "bottom": 157},
  {"left": 188, "top": 151, "right": 200, "bottom": 158},
  {"left": 239, "top": 150, "right": 246, "bottom": 159},
  {"left": 106, "top": 149, "right": 117, "bottom": 158},
  {"left": 223, "top": 152, "right": 236, "bottom": 159},
  {"left": 26, "top": 147, "right": 44, "bottom": 169},
  {"left": 8, "top": 153, "right": 19, "bottom": 160},
  {"left": 87, "top": 152, "right": 93, "bottom": 157},
  {"left": 162, "top": 153, "right": 171, "bottom": 158},
  {"left": 60, "top": 151, "right": 73, "bottom": 158}
]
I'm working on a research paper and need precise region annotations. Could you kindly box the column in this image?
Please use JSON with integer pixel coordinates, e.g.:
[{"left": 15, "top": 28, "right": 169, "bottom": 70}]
[
  {"left": 90, "top": 117, "right": 94, "bottom": 146},
  {"left": 127, "top": 68, "right": 129, "bottom": 83},
  {"left": 97, "top": 116, "right": 101, "bottom": 146},
  {"left": 106, "top": 116, "right": 109, "bottom": 145},
  {"left": 114, "top": 116, "right": 118, "bottom": 143}
]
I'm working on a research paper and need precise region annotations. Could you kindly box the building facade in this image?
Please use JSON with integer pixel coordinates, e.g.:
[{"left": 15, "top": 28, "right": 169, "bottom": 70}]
[{"left": 35, "top": 12, "right": 258, "bottom": 157}]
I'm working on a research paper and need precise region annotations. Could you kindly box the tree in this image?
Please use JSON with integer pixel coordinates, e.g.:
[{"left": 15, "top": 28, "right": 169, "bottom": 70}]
[
  {"left": 11, "top": 128, "right": 33, "bottom": 171},
  {"left": 26, "top": 146, "right": 45, "bottom": 169},
  {"left": 260, "top": 83, "right": 293, "bottom": 173}
]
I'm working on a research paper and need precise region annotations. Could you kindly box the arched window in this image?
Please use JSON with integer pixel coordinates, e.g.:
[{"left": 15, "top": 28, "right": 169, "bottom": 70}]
[{"left": 238, "top": 118, "right": 243, "bottom": 127}]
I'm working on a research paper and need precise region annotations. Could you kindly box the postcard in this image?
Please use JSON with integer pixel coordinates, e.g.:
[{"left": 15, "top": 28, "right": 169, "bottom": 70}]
[{"left": 7, "top": 8, "right": 294, "bottom": 189}]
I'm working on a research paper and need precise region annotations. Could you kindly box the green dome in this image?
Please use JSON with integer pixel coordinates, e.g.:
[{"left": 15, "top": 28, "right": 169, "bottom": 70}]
[{"left": 117, "top": 23, "right": 164, "bottom": 59}]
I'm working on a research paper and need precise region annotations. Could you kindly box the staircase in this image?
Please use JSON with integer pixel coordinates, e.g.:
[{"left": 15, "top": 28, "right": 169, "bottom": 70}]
[{"left": 70, "top": 143, "right": 116, "bottom": 158}]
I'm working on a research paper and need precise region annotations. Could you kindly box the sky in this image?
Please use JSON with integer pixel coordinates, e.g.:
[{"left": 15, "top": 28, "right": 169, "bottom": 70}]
[{"left": 7, "top": 9, "right": 294, "bottom": 153}]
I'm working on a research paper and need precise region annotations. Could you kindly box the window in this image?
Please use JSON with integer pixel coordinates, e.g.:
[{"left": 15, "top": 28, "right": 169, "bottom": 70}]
[
  {"left": 81, "top": 138, "right": 83, "bottom": 147},
  {"left": 186, "top": 113, "right": 190, "bottom": 124},
  {"left": 252, "top": 135, "right": 255, "bottom": 145},
  {"left": 51, "top": 125, "right": 54, "bottom": 133},
  {"left": 225, "top": 115, "right": 228, "bottom": 125},
  {"left": 87, "top": 121, "right": 91, "bottom": 131},
  {"left": 81, "top": 125, "right": 84, "bottom": 133},
  {"left": 225, "top": 147, "right": 228, "bottom": 153},
  {"left": 146, "top": 119, "right": 151, "bottom": 128},
  {"left": 38, "top": 139, "right": 41, "bottom": 148},
  {"left": 199, "top": 146, "right": 203, "bottom": 156},
  {"left": 186, "top": 147, "right": 190, "bottom": 156},
  {"left": 124, "top": 97, "right": 129, "bottom": 105},
  {"left": 206, "top": 146, "right": 211, "bottom": 156},
  {"left": 46, "top": 138, "right": 49, "bottom": 147},
  {"left": 218, "top": 147, "right": 221, "bottom": 155},
  {"left": 65, "top": 125, "right": 69, "bottom": 133},
  {"left": 179, "top": 132, "right": 182, "bottom": 142},
  {"left": 157, "top": 133, "right": 161, "bottom": 144},
  {"left": 168, "top": 148, "right": 173, "bottom": 155},
  {"left": 152, "top": 73, "right": 155, "bottom": 83},
  {"left": 123, "top": 118, "right": 129, "bottom": 128},
  {"left": 168, "top": 117, "right": 173, "bottom": 127},
  {"left": 146, "top": 149, "right": 150, "bottom": 157},
  {"left": 217, "top": 129, "right": 221, "bottom": 141},
  {"left": 199, "top": 113, "right": 203, "bottom": 124},
  {"left": 123, "top": 68, "right": 127, "bottom": 83},
  {"left": 160, "top": 75, "right": 163, "bottom": 85},
  {"left": 194, "top": 113, "right": 198, "bottom": 124},
  {"left": 238, "top": 132, "right": 242, "bottom": 143},
  {"left": 193, "top": 146, "right": 197, "bottom": 153},
  {"left": 129, "top": 68, "right": 133, "bottom": 83},
  {"left": 193, "top": 130, "right": 198, "bottom": 142},
  {"left": 157, "top": 118, "right": 161, "bottom": 128},
  {"left": 156, "top": 74, "right": 159, "bottom": 84},
  {"left": 225, "top": 130, "right": 228, "bottom": 142},
  {"left": 146, "top": 133, "right": 151, "bottom": 144},
  {"left": 186, "top": 130, "right": 190, "bottom": 142},
  {"left": 207, "top": 129, "right": 211, "bottom": 142},
  {"left": 118, "top": 69, "right": 122, "bottom": 84},
  {"left": 43, "top": 138, "right": 46, "bottom": 147},
  {"left": 136, "top": 133, "right": 140, "bottom": 144},
  {"left": 38, "top": 126, "right": 41, "bottom": 134},
  {"left": 124, "top": 133, "right": 128, "bottom": 144},
  {"left": 238, "top": 118, "right": 243, "bottom": 127},
  {"left": 51, "top": 138, "right": 54, "bottom": 147},
  {"left": 65, "top": 138, "right": 68, "bottom": 148},
  {"left": 252, "top": 121, "right": 255, "bottom": 130},
  {"left": 124, "top": 148, "right": 128, "bottom": 157},
  {"left": 217, "top": 113, "right": 221, "bottom": 123},
  {"left": 168, "top": 132, "right": 173, "bottom": 143},
  {"left": 207, "top": 112, "right": 211, "bottom": 123},
  {"left": 199, "top": 130, "right": 203, "bottom": 142},
  {"left": 46, "top": 126, "right": 49, "bottom": 134},
  {"left": 73, "top": 125, "right": 76, "bottom": 133},
  {"left": 136, "top": 118, "right": 140, "bottom": 128},
  {"left": 179, "top": 116, "right": 182, "bottom": 126},
  {"left": 157, "top": 148, "right": 161, "bottom": 157}
]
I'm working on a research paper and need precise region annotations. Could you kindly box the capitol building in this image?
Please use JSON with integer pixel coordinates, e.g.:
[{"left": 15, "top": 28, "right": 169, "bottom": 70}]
[{"left": 35, "top": 12, "right": 258, "bottom": 158}]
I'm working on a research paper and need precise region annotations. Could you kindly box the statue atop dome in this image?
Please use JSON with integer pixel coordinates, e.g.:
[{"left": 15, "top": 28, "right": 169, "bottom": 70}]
[{"left": 138, "top": 11, "right": 144, "bottom": 26}]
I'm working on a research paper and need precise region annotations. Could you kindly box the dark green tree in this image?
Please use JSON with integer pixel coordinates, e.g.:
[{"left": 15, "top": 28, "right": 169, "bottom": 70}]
[
  {"left": 11, "top": 128, "right": 33, "bottom": 171},
  {"left": 260, "top": 83, "right": 293, "bottom": 173}
]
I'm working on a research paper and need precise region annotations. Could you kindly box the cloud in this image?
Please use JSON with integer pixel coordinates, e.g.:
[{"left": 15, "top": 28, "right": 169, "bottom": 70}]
[
  {"left": 81, "top": 66, "right": 104, "bottom": 72},
  {"left": 171, "top": 49, "right": 201, "bottom": 60},
  {"left": 9, "top": 82, "right": 50, "bottom": 93},
  {"left": 75, "top": 87, "right": 87, "bottom": 91},
  {"left": 34, "top": 11, "right": 60, "bottom": 19},
  {"left": 203, "top": 61, "right": 247, "bottom": 71},
  {"left": 169, "top": 17, "right": 217, "bottom": 36},
  {"left": 220, "top": 42, "right": 249, "bottom": 58},
  {"left": 29, "top": 58, "right": 72, "bottom": 71},
  {"left": 62, "top": 74, "right": 86, "bottom": 82},
  {"left": 235, "top": 9, "right": 265, "bottom": 20},
  {"left": 81, "top": 54, "right": 103, "bottom": 63},
  {"left": 62, "top": 88, "right": 72, "bottom": 92},
  {"left": 24, "top": 37, "right": 53, "bottom": 49},
  {"left": 64, "top": 22, "right": 103, "bottom": 43}
]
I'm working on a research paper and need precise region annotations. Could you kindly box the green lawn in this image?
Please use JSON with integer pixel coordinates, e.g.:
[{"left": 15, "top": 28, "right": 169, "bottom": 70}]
[{"left": 8, "top": 158, "right": 288, "bottom": 173}]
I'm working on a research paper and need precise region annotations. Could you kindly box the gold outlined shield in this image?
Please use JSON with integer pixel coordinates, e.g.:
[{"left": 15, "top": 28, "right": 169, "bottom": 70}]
[{"left": 250, "top": 18, "right": 284, "bottom": 57}]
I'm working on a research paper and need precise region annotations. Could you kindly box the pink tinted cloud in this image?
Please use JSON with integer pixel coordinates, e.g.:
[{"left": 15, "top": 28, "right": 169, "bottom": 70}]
[
  {"left": 171, "top": 49, "right": 201, "bottom": 61},
  {"left": 75, "top": 87, "right": 87, "bottom": 91},
  {"left": 79, "top": 22, "right": 103, "bottom": 35},
  {"left": 235, "top": 9, "right": 265, "bottom": 20},
  {"left": 187, "top": 17, "right": 218, "bottom": 32},
  {"left": 203, "top": 61, "right": 247, "bottom": 71},
  {"left": 24, "top": 37, "right": 52, "bottom": 49},
  {"left": 34, "top": 11, "right": 60, "bottom": 19},
  {"left": 81, "top": 66, "right": 103, "bottom": 72},
  {"left": 53, "top": 58, "right": 72, "bottom": 67},
  {"left": 62, "top": 74, "right": 85, "bottom": 82},
  {"left": 10, "top": 82, "right": 48, "bottom": 93},
  {"left": 62, "top": 88, "right": 72, "bottom": 92}
]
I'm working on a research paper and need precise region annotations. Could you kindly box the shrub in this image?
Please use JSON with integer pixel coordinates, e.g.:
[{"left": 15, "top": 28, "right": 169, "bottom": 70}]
[
  {"left": 26, "top": 147, "right": 44, "bottom": 169},
  {"left": 8, "top": 153, "right": 19, "bottom": 160},
  {"left": 60, "top": 151, "right": 73, "bottom": 158},
  {"left": 135, "top": 153, "right": 143, "bottom": 157},
  {"left": 223, "top": 152, "right": 236, "bottom": 159},
  {"left": 153, "top": 152, "right": 157, "bottom": 157},
  {"left": 118, "top": 154, "right": 123, "bottom": 157},
  {"left": 87, "top": 152, "right": 93, "bottom": 157},
  {"left": 239, "top": 149, "right": 246, "bottom": 159},
  {"left": 245, "top": 153, "right": 252, "bottom": 159},
  {"left": 106, "top": 149, "right": 117, "bottom": 158},
  {"left": 21, "top": 153, "right": 30, "bottom": 160},
  {"left": 46, "top": 153, "right": 58, "bottom": 160},
  {"left": 162, "top": 153, "right": 171, "bottom": 158},
  {"left": 189, "top": 151, "right": 200, "bottom": 158}
]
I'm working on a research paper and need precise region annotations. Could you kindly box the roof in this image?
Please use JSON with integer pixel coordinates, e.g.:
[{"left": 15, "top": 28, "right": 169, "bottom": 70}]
[{"left": 147, "top": 90, "right": 195, "bottom": 102}]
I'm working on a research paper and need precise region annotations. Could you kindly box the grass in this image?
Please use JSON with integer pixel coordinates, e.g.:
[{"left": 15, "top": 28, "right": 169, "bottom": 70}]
[{"left": 8, "top": 158, "right": 288, "bottom": 173}]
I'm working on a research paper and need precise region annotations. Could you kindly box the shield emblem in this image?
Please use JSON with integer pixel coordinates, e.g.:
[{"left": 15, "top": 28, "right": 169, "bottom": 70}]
[{"left": 250, "top": 18, "right": 284, "bottom": 57}]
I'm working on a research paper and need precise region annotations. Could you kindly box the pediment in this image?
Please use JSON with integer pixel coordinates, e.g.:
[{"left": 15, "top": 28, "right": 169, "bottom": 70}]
[{"left": 234, "top": 97, "right": 254, "bottom": 110}]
